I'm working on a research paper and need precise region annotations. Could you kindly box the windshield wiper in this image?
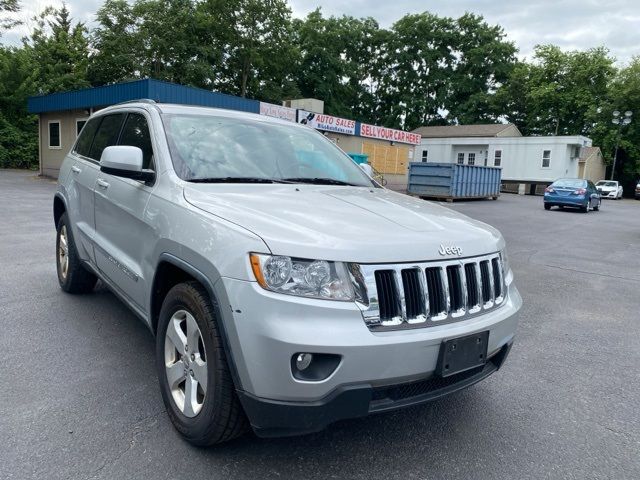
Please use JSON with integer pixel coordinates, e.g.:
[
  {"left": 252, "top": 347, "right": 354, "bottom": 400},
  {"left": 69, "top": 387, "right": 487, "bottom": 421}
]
[
  {"left": 188, "top": 177, "right": 292, "bottom": 184},
  {"left": 282, "top": 177, "right": 360, "bottom": 186}
]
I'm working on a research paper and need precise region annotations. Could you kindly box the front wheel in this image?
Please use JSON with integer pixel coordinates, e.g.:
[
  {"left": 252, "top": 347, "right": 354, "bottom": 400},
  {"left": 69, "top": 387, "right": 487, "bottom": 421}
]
[
  {"left": 544, "top": 204, "right": 551, "bottom": 210},
  {"left": 156, "top": 281, "right": 248, "bottom": 446}
]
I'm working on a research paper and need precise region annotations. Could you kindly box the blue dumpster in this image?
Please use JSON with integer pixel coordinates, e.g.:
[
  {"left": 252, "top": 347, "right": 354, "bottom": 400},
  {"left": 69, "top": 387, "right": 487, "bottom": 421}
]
[{"left": 408, "top": 163, "right": 501, "bottom": 200}]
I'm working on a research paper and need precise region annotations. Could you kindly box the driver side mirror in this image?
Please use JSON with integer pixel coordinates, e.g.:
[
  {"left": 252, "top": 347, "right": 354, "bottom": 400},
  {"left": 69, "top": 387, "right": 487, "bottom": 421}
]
[{"left": 100, "top": 146, "right": 155, "bottom": 183}]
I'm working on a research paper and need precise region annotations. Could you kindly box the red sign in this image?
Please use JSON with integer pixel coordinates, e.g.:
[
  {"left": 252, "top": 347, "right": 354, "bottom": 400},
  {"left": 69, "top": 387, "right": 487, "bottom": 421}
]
[{"left": 360, "top": 123, "right": 422, "bottom": 145}]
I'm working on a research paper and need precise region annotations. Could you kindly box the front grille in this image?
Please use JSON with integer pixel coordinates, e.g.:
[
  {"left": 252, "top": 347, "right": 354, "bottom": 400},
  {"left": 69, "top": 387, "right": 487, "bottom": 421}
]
[{"left": 358, "top": 253, "right": 506, "bottom": 330}]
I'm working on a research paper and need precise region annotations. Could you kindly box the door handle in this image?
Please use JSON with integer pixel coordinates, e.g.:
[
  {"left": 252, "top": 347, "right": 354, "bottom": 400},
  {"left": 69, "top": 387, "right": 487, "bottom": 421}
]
[
  {"left": 96, "top": 179, "right": 110, "bottom": 189},
  {"left": 71, "top": 166, "right": 81, "bottom": 174}
]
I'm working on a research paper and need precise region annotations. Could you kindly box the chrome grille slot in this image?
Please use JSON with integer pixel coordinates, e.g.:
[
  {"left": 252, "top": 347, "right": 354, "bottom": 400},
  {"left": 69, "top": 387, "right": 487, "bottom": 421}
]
[
  {"left": 464, "top": 263, "right": 480, "bottom": 311},
  {"left": 401, "top": 269, "right": 426, "bottom": 321},
  {"left": 356, "top": 252, "right": 507, "bottom": 331},
  {"left": 374, "top": 270, "right": 402, "bottom": 326},
  {"left": 491, "top": 257, "right": 503, "bottom": 303},
  {"left": 479, "top": 260, "right": 492, "bottom": 305},
  {"left": 425, "top": 267, "right": 446, "bottom": 317},
  {"left": 446, "top": 265, "right": 465, "bottom": 314}
]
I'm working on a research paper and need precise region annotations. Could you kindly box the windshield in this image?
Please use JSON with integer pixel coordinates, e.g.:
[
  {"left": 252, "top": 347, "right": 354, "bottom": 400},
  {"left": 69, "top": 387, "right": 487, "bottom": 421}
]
[
  {"left": 162, "top": 113, "right": 374, "bottom": 187},
  {"left": 553, "top": 179, "right": 587, "bottom": 188},
  {"left": 596, "top": 181, "right": 617, "bottom": 187}
]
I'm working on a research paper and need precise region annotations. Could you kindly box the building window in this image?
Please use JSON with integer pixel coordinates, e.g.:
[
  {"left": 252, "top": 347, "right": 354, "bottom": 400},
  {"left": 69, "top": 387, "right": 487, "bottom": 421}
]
[
  {"left": 484, "top": 150, "right": 488, "bottom": 166},
  {"left": 48, "top": 121, "right": 61, "bottom": 149},
  {"left": 421, "top": 149, "right": 428, "bottom": 162},
  {"left": 542, "top": 150, "right": 551, "bottom": 168},
  {"left": 76, "top": 119, "right": 88, "bottom": 137},
  {"left": 457, "top": 152, "right": 464, "bottom": 165},
  {"left": 468, "top": 153, "right": 475, "bottom": 165},
  {"left": 494, "top": 150, "right": 502, "bottom": 167}
]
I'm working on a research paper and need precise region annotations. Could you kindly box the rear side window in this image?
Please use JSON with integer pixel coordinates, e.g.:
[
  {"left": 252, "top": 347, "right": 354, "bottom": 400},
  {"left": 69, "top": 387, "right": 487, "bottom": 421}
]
[
  {"left": 73, "top": 117, "right": 100, "bottom": 158},
  {"left": 119, "top": 113, "right": 154, "bottom": 169},
  {"left": 88, "top": 113, "right": 125, "bottom": 161}
]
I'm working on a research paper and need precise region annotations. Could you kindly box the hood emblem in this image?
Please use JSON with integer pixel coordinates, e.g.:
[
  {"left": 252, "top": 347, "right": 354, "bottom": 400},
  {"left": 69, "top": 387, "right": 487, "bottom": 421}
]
[{"left": 438, "top": 244, "right": 462, "bottom": 257}]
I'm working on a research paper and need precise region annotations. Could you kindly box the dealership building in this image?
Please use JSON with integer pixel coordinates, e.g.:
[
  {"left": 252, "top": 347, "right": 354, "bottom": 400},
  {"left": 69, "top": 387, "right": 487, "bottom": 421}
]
[{"left": 27, "top": 78, "right": 421, "bottom": 189}]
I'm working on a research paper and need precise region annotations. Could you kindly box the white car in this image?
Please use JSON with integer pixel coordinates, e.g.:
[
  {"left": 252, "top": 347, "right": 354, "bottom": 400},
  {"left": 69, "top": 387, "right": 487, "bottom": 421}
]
[{"left": 596, "top": 180, "right": 623, "bottom": 199}]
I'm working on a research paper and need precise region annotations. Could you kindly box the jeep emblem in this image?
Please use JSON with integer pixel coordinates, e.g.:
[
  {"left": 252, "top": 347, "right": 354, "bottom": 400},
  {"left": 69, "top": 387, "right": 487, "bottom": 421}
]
[{"left": 438, "top": 244, "right": 462, "bottom": 256}]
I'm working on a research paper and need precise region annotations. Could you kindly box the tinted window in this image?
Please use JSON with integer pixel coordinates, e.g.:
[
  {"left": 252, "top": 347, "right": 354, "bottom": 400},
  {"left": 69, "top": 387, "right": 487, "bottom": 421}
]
[
  {"left": 49, "top": 122, "right": 60, "bottom": 148},
  {"left": 119, "top": 113, "right": 154, "bottom": 169},
  {"left": 73, "top": 117, "right": 101, "bottom": 158},
  {"left": 89, "top": 114, "right": 125, "bottom": 161}
]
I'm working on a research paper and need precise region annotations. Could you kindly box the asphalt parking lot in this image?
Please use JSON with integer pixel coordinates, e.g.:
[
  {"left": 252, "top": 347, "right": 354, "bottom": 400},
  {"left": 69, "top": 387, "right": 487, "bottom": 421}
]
[{"left": 1, "top": 169, "right": 639, "bottom": 480}]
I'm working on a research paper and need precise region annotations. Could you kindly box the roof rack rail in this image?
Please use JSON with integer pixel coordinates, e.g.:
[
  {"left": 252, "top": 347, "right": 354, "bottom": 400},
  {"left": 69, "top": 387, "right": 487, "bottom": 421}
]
[{"left": 114, "top": 98, "right": 157, "bottom": 106}]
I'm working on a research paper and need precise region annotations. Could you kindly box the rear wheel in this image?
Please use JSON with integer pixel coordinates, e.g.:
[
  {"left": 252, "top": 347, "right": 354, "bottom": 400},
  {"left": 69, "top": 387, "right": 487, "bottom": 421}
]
[
  {"left": 593, "top": 199, "right": 601, "bottom": 211},
  {"left": 582, "top": 202, "right": 590, "bottom": 213},
  {"left": 156, "top": 281, "right": 248, "bottom": 446},
  {"left": 56, "top": 213, "right": 98, "bottom": 293}
]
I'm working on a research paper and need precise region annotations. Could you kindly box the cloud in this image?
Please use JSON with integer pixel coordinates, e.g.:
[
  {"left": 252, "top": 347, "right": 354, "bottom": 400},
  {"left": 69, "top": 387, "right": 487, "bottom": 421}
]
[
  {"left": 3, "top": 0, "right": 638, "bottom": 64},
  {"left": 288, "top": 0, "right": 640, "bottom": 64}
]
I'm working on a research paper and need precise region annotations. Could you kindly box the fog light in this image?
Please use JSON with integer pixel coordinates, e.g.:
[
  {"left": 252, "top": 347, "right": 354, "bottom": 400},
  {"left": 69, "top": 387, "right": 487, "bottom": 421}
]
[{"left": 295, "top": 353, "right": 313, "bottom": 371}]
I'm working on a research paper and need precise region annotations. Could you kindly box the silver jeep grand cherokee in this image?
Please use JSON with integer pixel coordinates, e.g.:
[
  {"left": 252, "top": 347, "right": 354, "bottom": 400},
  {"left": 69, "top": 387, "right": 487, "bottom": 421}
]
[{"left": 54, "top": 101, "right": 522, "bottom": 445}]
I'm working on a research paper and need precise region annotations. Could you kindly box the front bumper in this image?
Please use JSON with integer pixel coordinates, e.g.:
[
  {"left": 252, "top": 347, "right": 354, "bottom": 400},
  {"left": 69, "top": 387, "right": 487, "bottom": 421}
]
[
  {"left": 240, "top": 342, "right": 512, "bottom": 437},
  {"left": 219, "top": 275, "right": 522, "bottom": 435},
  {"left": 599, "top": 190, "right": 617, "bottom": 198}
]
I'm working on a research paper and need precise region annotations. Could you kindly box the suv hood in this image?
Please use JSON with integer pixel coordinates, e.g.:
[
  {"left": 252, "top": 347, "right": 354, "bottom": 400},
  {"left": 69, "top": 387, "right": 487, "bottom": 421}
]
[{"left": 183, "top": 184, "right": 503, "bottom": 263}]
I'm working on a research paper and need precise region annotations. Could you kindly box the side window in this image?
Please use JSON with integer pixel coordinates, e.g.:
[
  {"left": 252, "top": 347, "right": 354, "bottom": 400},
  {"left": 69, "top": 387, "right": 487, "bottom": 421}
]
[
  {"left": 48, "top": 121, "right": 61, "bottom": 149},
  {"left": 73, "top": 117, "right": 101, "bottom": 158},
  {"left": 494, "top": 150, "right": 502, "bottom": 167},
  {"left": 89, "top": 113, "right": 126, "bottom": 161},
  {"left": 542, "top": 150, "right": 551, "bottom": 168},
  {"left": 119, "top": 113, "right": 154, "bottom": 169}
]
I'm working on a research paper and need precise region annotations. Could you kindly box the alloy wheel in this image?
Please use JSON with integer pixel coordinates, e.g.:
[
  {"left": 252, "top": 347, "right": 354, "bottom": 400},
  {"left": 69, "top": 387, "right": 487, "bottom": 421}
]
[
  {"left": 58, "top": 225, "right": 69, "bottom": 279},
  {"left": 164, "top": 310, "right": 208, "bottom": 417}
]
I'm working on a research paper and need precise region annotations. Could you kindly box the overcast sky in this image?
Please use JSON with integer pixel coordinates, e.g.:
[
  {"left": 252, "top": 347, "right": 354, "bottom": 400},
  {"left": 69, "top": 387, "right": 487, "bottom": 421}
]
[{"left": 3, "top": 0, "right": 639, "bottom": 64}]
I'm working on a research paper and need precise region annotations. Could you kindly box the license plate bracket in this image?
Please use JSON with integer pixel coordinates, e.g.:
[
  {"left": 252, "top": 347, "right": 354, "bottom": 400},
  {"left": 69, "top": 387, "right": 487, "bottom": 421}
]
[{"left": 437, "top": 331, "right": 489, "bottom": 377}]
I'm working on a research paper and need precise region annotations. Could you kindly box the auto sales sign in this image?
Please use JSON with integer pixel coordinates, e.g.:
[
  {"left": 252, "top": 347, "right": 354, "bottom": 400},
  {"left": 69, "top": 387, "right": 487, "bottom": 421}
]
[
  {"left": 297, "top": 110, "right": 357, "bottom": 135},
  {"left": 360, "top": 123, "right": 422, "bottom": 145}
]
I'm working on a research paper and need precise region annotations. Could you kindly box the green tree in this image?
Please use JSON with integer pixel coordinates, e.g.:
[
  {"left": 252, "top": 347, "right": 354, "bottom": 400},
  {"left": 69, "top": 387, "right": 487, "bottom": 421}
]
[
  {"left": 25, "top": 4, "right": 90, "bottom": 94},
  {"left": 0, "top": 46, "right": 38, "bottom": 168},
  {"left": 0, "top": 0, "right": 21, "bottom": 34},
  {"left": 590, "top": 58, "right": 640, "bottom": 181},
  {"left": 293, "top": 10, "right": 387, "bottom": 122},
  {"left": 495, "top": 45, "right": 615, "bottom": 136},
  {"left": 89, "top": 0, "right": 212, "bottom": 87},
  {"left": 197, "top": 0, "right": 299, "bottom": 102}
]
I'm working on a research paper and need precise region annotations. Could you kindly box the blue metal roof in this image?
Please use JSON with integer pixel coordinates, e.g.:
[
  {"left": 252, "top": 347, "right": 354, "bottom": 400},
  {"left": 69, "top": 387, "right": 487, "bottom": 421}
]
[{"left": 27, "top": 78, "right": 260, "bottom": 114}]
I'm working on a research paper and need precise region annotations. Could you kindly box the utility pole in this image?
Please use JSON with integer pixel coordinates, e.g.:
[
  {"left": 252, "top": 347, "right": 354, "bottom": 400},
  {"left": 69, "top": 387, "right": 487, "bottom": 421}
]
[{"left": 610, "top": 110, "right": 632, "bottom": 180}]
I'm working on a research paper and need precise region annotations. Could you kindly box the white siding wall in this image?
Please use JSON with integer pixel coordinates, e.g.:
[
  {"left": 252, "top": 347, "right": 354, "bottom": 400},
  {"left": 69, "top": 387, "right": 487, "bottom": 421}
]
[{"left": 419, "top": 136, "right": 592, "bottom": 183}]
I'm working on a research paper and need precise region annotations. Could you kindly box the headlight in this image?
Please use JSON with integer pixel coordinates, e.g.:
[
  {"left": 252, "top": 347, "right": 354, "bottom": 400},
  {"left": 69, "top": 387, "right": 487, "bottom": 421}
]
[{"left": 250, "top": 253, "right": 354, "bottom": 301}]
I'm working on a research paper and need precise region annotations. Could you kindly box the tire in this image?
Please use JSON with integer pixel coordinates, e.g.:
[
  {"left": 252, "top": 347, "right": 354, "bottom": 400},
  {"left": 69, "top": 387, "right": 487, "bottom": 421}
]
[
  {"left": 593, "top": 199, "right": 601, "bottom": 211},
  {"left": 544, "top": 204, "right": 551, "bottom": 210},
  {"left": 582, "top": 202, "right": 590, "bottom": 213},
  {"left": 156, "top": 281, "right": 248, "bottom": 446},
  {"left": 56, "top": 213, "right": 98, "bottom": 294}
]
